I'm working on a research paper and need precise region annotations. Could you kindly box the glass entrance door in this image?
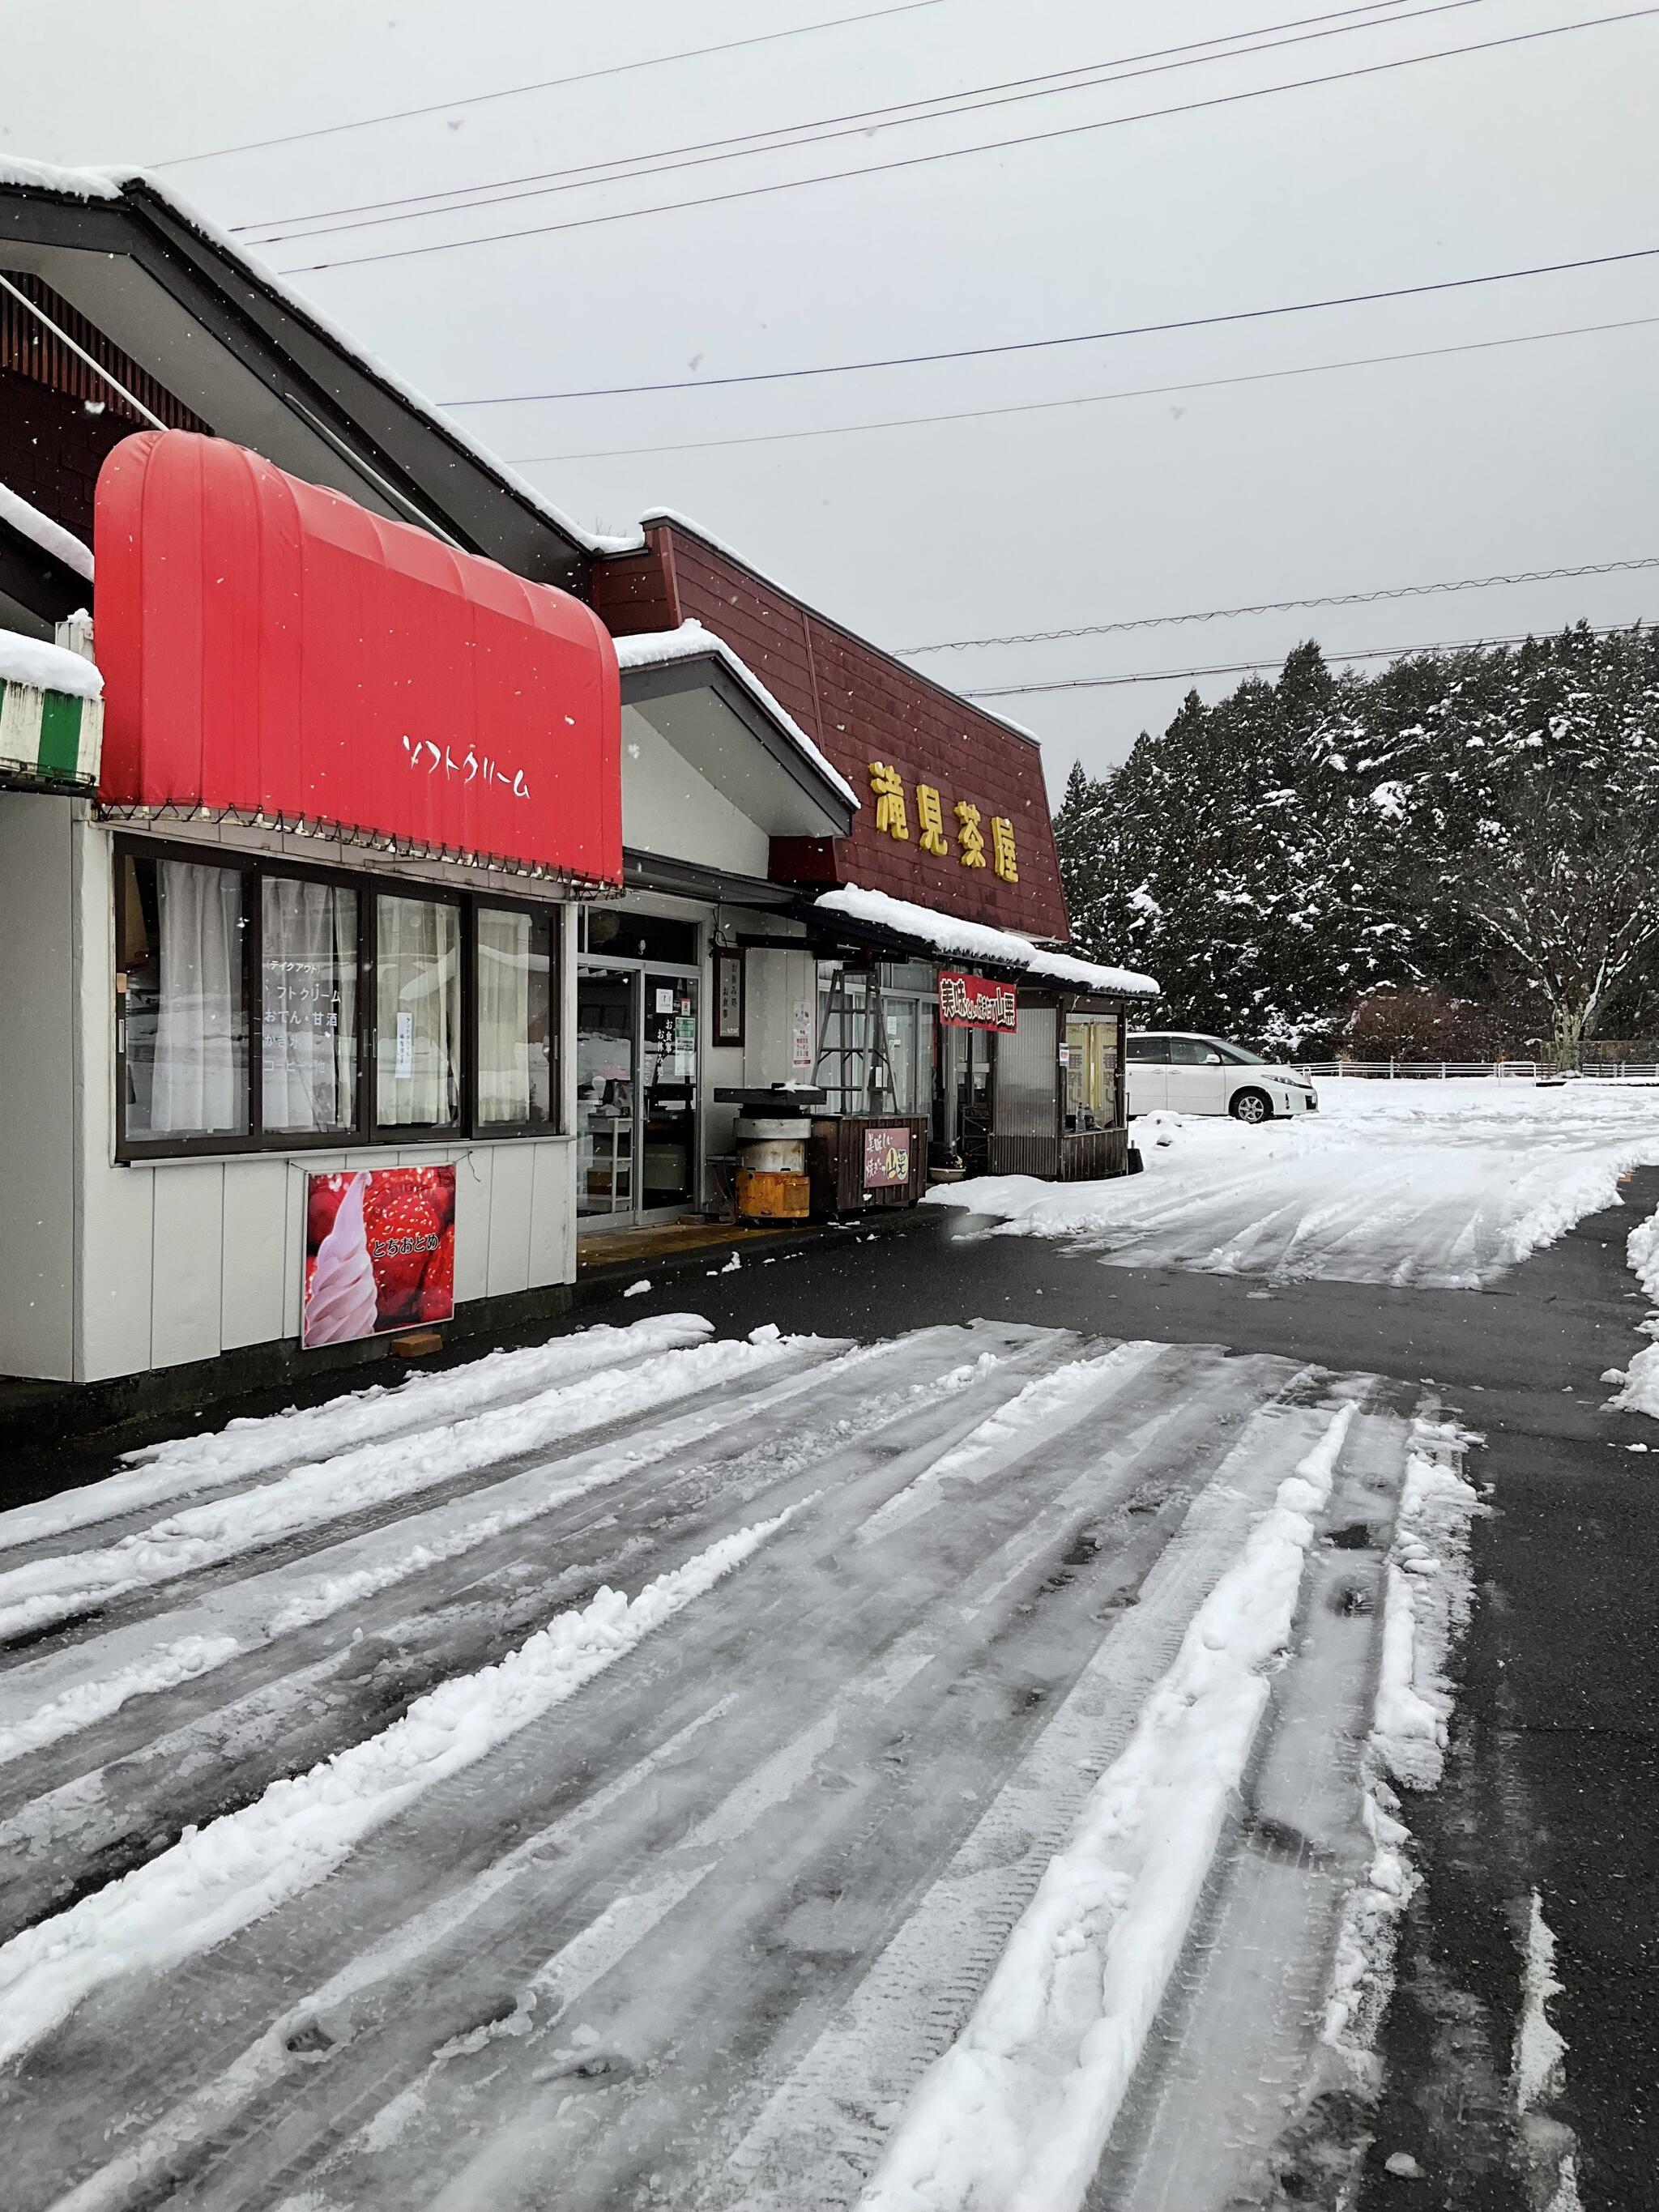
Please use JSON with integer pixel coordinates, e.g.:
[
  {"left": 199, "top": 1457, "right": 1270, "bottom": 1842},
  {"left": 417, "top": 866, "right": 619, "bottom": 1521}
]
[
  {"left": 578, "top": 962, "right": 701, "bottom": 1225},
  {"left": 642, "top": 972, "right": 697, "bottom": 1213},
  {"left": 577, "top": 966, "right": 636, "bottom": 1219}
]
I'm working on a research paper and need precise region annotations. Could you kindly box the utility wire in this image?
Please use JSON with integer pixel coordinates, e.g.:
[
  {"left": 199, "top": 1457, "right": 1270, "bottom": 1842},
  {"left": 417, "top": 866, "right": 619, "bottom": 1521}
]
[
  {"left": 503, "top": 312, "right": 1659, "bottom": 463},
  {"left": 152, "top": 1, "right": 950, "bottom": 167},
  {"left": 966, "top": 624, "right": 1648, "bottom": 694},
  {"left": 284, "top": 7, "right": 1659, "bottom": 278},
  {"left": 241, "top": 0, "right": 1431, "bottom": 244},
  {"left": 907, "top": 556, "right": 1659, "bottom": 653},
  {"left": 453, "top": 244, "right": 1659, "bottom": 409}
]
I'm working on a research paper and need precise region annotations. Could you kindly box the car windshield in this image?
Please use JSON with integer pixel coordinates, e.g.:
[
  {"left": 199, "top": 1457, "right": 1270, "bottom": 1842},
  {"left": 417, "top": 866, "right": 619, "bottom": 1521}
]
[{"left": 1212, "top": 1039, "right": 1268, "bottom": 1065}]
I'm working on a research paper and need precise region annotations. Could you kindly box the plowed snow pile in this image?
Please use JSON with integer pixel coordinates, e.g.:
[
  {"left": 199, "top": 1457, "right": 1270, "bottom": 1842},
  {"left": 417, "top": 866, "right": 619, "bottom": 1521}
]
[{"left": 928, "top": 1077, "right": 1659, "bottom": 1288}]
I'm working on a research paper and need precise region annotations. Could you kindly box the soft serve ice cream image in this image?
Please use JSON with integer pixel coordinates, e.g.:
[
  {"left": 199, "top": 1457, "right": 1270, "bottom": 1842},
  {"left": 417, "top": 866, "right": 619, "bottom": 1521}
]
[
  {"left": 301, "top": 1173, "right": 381, "bottom": 1347},
  {"left": 301, "top": 1166, "right": 456, "bottom": 1347}
]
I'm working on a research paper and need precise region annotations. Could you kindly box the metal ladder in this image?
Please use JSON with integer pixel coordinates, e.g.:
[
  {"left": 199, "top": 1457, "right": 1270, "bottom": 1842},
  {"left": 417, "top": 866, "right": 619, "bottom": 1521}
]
[{"left": 812, "top": 962, "right": 897, "bottom": 1112}]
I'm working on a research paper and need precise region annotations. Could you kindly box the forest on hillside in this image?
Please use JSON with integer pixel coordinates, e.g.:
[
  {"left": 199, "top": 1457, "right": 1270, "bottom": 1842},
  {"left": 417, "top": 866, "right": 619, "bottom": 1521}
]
[{"left": 1052, "top": 623, "right": 1659, "bottom": 1059}]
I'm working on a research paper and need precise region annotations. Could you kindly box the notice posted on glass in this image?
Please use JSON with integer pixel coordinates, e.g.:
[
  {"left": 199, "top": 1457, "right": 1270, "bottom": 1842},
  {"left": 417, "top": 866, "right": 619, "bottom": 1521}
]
[{"left": 303, "top": 1165, "right": 456, "bottom": 1347}]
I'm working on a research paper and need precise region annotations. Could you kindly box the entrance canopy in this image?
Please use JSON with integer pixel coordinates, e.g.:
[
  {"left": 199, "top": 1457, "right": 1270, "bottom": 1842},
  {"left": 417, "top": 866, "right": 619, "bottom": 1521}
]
[
  {"left": 811, "top": 884, "right": 1158, "bottom": 1002},
  {"left": 95, "top": 431, "right": 621, "bottom": 886},
  {"left": 615, "top": 622, "right": 855, "bottom": 893}
]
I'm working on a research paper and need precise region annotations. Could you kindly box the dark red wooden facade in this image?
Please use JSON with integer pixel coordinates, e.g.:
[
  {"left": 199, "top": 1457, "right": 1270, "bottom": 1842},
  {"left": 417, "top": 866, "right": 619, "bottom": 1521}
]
[{"left": 593, "top": 518, "right": 1070, "bottom": 942}]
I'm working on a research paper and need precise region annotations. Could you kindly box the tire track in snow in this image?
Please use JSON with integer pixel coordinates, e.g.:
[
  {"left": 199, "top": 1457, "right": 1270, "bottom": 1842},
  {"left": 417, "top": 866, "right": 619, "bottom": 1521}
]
[
  {"left": 0, "top": 1330, "right": 1456, "bottom": 2212},
  {"left": 8, "top": 1328, "right": 1169, "bottom": 2209},
  {"left": 856, "top": 1400, "right": 1359, "bottom": 2212},
  {"left": 0, "top": 1498, "right": 818, "bottom": 2072},
  {"left": 0, "top": 1331, "right": 1007, "bottom": 1938},
  {"left": 0, "top": 1332, "right": 812, "bottom": 1650},
  {"left": 720, "top": 1377, "right": 1349, "bottom": 2212},
  {"left": 0, "top": 1316, "right": 714, "bottom": 1565},
  {"left": 244, "top": 1344, "right": 1273, "bottom": 2212},
  {"left": 0, "top": 1323, "right": 1084, "bottom": 2204}
]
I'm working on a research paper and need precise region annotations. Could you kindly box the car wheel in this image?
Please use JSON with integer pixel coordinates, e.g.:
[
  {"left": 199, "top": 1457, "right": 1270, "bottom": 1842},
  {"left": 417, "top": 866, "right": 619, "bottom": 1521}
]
[{"left": 1230, "top": 1088, "right": 1273, "bottom": 1125}]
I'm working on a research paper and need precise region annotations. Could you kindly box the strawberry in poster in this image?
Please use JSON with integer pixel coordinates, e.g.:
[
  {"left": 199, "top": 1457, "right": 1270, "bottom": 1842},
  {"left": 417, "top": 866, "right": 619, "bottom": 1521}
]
[{"left": 303, "top": 1166, "right": 457, "bottom": 1347}]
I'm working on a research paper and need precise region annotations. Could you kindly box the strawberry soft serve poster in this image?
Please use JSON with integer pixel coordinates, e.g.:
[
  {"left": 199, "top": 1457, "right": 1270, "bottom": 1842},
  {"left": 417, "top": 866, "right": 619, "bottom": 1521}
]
[{"left": 302, "top": 1166, "right": 456, "bottom": 1348}]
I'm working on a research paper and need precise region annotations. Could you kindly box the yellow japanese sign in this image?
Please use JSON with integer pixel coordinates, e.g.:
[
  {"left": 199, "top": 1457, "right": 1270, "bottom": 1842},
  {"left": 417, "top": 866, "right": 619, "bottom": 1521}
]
[
  {"left": 869, "top": 764, "right": 1018, "bottom": 881},
  {"left": 868, "top": 761, "right": 910, "bottom": 841}
]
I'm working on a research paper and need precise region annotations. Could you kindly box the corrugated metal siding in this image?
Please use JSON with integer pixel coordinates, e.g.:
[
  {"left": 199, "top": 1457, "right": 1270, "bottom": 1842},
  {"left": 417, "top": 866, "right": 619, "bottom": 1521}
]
[{"left": 993, "top": 1005, "right": 1059, "bottom": 1138}]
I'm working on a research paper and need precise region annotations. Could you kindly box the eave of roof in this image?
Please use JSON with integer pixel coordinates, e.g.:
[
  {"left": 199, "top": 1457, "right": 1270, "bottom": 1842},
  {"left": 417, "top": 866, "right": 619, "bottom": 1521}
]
[
  {"left": 0, "top": 160, "right": 633, "bottom": 577},
  {"left": 812, "top": 884, "right": 1158, "bottom": 999},
  {"left": 612, "top": 620, "right": 859, "bottom": 814}
]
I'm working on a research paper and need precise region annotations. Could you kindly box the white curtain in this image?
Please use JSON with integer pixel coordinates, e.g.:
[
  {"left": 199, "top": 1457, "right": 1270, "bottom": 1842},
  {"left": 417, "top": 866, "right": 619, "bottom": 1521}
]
[
  {"left": 376, "top": 896, "right": 459, "bottom": 1126},
  {"left": 151, "top": 860, "right": 246, "bottom": 1136},
  {"left": 477, "top": 907, "right": 532, "bottom": 1124},
  {"left": 262, "top": 878, "right": 357, "bottom": 1132}
]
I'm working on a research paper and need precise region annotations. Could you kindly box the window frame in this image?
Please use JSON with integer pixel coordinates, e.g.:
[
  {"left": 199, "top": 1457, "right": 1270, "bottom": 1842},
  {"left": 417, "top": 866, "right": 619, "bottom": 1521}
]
[
  {"left": 113, "top": 835, "right": 565, "bottom": 1163},
  {"left": 469, "top": 893, "right": 563, "bottom": 1140}
]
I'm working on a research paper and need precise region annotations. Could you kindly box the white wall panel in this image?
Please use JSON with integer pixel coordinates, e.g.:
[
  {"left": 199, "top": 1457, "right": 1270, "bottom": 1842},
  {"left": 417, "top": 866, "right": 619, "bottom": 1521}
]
[
  {"left": 151, "top": 1163, "right": 226, "bottom": 1370},
  {"left": 0, "top": 797, "right": 76, "bottom": 1379},
  {"left": 485, "top": 1141, "right": 535, "bottom": 1298},
  {"left": 528, "top": 1141, "right": 574, "bottom": 1289},
  {"left": 451, "top": 1147, "right": 493, "bottom": 1306},
  {"left": 220, "top": 1158, "right": 290, "bottom": 1349}
]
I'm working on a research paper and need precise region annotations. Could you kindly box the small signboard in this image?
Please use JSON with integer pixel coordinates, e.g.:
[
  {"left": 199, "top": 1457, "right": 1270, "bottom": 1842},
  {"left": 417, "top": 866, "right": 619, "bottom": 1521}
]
[
  {"left": 303, "top": 1166, "right": 456, "bottom": 1347},
  {"left": 864, "top": 1124, "right": 912, "bottom": 1188},
  {"left": 938, "top": 971, "right": 1018, "bottom": 1031}
]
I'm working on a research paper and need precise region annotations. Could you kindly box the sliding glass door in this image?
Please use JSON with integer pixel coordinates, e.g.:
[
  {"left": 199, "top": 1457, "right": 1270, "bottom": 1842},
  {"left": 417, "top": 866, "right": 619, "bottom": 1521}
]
[{"left": 577, "top": 961, "right": 700, "bottom": 1225}]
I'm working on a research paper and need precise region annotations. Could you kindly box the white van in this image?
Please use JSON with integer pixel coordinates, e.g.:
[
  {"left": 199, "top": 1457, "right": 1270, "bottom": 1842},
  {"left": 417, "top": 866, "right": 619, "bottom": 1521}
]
[{"left": 1127, "top": 1032, "right": 1319, "bottom": 1124}]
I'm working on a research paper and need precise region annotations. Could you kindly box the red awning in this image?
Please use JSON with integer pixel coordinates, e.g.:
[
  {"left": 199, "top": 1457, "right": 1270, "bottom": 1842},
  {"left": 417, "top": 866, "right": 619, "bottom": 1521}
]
[{"left": 94, "top": 431, "right": 621, "bottom": 885}]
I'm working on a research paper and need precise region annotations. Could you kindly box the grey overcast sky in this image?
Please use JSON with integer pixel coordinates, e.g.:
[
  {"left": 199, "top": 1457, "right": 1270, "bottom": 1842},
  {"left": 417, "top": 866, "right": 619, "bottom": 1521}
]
[{"left": 6, "top": 0, "right": 1657, "bottom": 790}]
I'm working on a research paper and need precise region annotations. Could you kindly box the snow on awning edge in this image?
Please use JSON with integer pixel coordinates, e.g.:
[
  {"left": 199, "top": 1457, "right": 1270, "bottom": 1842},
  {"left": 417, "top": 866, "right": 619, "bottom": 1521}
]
[
  {"left": 614, "top": 620, "right": 859, "bottom": 811},
  {"left": 814, "top": 884, "right": 1158, "bottom": 998}
]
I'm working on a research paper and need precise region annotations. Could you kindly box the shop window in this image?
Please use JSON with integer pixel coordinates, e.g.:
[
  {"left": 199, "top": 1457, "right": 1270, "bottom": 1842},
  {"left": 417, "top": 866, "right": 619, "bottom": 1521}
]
[
  {"left": 477, "top": 906, "right": 556, "bottom": 1127},
  {"left": 1065, "top": 1021, "right": 1120, "bottom": 1131},
  {"left": 120, "top": 854, "right": 249, "bottom": 1140},
  {"left": 262, "top": 876, "right": 359, "bottom": 1134},
  {"left": 376, "top": 895, "right": 462, "bottom": 1128},
  {"left": 584, "top": 906, "right": 698, "bottom": 968},
  {"left": 116, "top": 844, "right": 565, "bottom": 1157}
]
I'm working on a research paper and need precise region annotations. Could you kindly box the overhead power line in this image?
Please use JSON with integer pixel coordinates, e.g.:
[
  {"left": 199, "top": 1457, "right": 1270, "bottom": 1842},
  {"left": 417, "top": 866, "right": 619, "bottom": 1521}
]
[
  {"left": 241, "top": 0, "right": 1438, "bottom": 245},
  {"left": 452, "top": 244, "right": 1659, "bottom": 409},
  {"left": 906, "top": 556, "right": 1659, "bottom": 653},
  {"left": 965, "top": 624, "right": 1648, "bottom": 695},
  {"left": 284, "top": 7, "right": 1659, "bottom": 278},
  {"left": 152, "top": 1, "right": 951, "bottom": 167},
  {"left": 503, "top": 312, "right": 1659, "bottom": 463}
]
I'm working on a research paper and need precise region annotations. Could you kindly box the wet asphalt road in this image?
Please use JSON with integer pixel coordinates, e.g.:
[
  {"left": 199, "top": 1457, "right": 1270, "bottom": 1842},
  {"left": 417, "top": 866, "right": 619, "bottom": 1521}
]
[
  {"left": 588, "top": 1174, "right": 1659, "bottom": 2210},
  {"left": 8, "top": 1167, "right": 1657, "bottom": 2206}
]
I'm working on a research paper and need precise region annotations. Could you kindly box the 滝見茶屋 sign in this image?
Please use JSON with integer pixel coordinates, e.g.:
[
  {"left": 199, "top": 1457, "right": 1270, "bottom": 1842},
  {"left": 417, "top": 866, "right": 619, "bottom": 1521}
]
[{"left": 938, "top": 972, "right": 1017, "bottom": 1031}]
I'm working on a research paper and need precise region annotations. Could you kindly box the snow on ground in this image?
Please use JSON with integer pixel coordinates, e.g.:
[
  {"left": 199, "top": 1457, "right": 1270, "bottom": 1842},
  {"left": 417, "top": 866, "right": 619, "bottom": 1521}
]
[
  {"left": 928, "top": 1077, "right": 1659, "bottom": 1289},
  {"left": 0, "top": 1313, "right": 1473, "bottom": 2210},
  {"left": 1606, "top": 1197, "right": 1659, "bottom": 1420}
]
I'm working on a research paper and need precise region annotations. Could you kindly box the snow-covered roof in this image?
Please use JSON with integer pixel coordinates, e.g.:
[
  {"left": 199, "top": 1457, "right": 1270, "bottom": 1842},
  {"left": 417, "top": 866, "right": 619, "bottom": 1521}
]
[
  {"left": 814, "top": 885, "right": 1158, "bottom": 998},
  {"left": 625, "top": 510, "right": 1048, "bottom": 754},
  {"left": 0, "top": 628, "right": 102, "bottom": 700},
  {"left": 0, "top": 480, "right": 94, "bottom": 582},
  {"left": 613, "top": 620, "right": 859, "bottom": 811},
  {"left": 0, "top": 158, "right": 639, "bottom": 560}
]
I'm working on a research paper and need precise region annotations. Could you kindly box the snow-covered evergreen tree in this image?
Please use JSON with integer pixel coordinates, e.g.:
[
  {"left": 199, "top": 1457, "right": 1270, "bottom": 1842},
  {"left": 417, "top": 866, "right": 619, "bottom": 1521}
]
[{"left": 1054, "top": 622, "right": 1659, "bottom": 1051}]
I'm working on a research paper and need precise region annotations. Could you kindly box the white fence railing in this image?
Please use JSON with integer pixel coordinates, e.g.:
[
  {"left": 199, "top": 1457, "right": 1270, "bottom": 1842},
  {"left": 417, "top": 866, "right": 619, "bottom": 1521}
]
[{"left": 1303, "top": 1060, "right": 1659, "bottom": 1081}]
